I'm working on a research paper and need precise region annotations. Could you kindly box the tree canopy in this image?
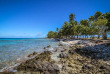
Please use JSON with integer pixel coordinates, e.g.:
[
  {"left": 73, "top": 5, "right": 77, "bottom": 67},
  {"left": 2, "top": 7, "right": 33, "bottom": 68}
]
[{"left": 47, "top": 11, "right": 110, "bottom": 40}]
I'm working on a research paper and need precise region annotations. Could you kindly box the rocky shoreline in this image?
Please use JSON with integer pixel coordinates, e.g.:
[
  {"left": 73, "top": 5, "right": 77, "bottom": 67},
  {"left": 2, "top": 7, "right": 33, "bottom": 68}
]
[{"left": 2, "top": 40, "right": 110, "bottom": 74}]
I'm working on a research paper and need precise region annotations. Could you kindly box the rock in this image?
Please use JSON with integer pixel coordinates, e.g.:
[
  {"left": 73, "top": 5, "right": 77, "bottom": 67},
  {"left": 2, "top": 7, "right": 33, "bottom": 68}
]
[
  {"left": 7, "top": 40, "right": 110, "bottom": 74},
  {"left": 59, "top": 41, "right": 70, "bottom": 47},
  {"left": 16, "top": 50, "right": 59, "bottom": 74},
  {"left": 40, "top": 51, "right": 52, "bottom": 56},
  {"left": 28, "top": 54, "right": 33, "bottom": 57},
  {"left": 68, "top": 64, "right": 74, "bottom": 67},
  {"left": 1, "top": 71, "right": 14, "bottom": 74},
  {"left": 44, "top": 71, "right": 50, "bottom": 74},
  {"left": 106, "top": 43, "right": 110, "bottom": 45},
  {"left": 58, "top": 43, "right": 63, "bottom": 46},
  {"left": 68, "top": 49, "right": 74, "bottom": 54},
  {"left": 82, "top": 65, "right": 93, "bottom": 69},
  {"left": 43, "top": 47, "right": 46, "bottom": 49},
  {"left": 47, "top": 45, "right": 51, "bottom": 48},
  {"left": 59, "top": 53, "right": 68, "bottom": 58},
  {"left": 27, "top": 52, "right": 38, "bottom": 57},
  {"left": 95, "top": 40, "right": 103, "bottom": 43},
  {"left": 55, "top": 38, "right": 60, "bottom": 41},
  {"left": 68, "top": 70, "right": 74, "bottom": 74},
  {"left": 61, "top": 49, "right": 67, "bottom": 52},
  {"left": 43, "top": 45, "right": 51, "bottom": 49},
  {"left": 62, "top": 65, "right": 67, "bottom": 70},
  {"left": 54, "top": 48, "right": 58, "bottom": 52},
  {"left": 100, "top": 65, "right": 106, "bottom": 69},
  {"left": 18, "top": 61, "right": 59, "bottom": 73},
  {"left": 91, "top": 40, "right": 103, "bottom": 43},
  {"left": 33, "top": 52, "right": 37, "bottom": 55}
]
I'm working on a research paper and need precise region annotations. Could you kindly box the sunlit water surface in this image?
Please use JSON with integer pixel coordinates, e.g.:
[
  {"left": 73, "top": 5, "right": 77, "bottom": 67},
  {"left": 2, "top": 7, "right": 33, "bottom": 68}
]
[{"left": 0, "top": 38, "right": 59, "bottom": 71}]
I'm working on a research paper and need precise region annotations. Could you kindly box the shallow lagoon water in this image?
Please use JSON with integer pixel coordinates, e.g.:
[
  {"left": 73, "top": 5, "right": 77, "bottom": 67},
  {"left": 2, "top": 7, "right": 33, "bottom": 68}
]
[{"left": 0, "top": 38, "right": 58, "bottom": 71}]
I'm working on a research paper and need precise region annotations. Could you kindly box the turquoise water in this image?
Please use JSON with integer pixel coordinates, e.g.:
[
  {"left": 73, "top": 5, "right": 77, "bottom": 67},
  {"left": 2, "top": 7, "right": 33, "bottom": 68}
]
[{"left": 0, "top": 38, "right": 58, "bottom": 71}]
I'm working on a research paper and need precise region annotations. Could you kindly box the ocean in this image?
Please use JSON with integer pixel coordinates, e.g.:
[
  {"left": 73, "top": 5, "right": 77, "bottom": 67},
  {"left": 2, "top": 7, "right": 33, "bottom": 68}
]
[{"left": 0, "top": 38, "right": 58, "bottom": 71}]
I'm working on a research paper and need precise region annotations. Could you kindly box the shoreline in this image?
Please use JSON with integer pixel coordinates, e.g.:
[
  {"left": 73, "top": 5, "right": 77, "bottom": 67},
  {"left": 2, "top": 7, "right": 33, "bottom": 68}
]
[
  {"left": 0, "top": 51, "right": 41, "bottom": 72},
  {"left": 2, "top": 39, "right": 110, "bottom": 74},
  {"left": 0, "top": 38, "right": 59, "bottom": 72}
]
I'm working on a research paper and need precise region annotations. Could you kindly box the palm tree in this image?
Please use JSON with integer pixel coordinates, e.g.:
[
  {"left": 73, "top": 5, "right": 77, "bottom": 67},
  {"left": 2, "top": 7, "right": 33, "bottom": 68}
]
[
  {"left": 89, "top": 16, "right": 94, "bottom": 21},
  {"left": 80, "top": 19, "right": 90, "bottom": 27},
  {"left": 69, "top": 21, "right": 78, "bottom": 39},
  {"left": 47, "top": 11, "right": 110, "bottom": 40},
  {"left": 58, "top": 29, "right": 63, "bottom": 39},
  {"left": 93, "top": 18, "right": 108, "bottom": 39},
  {"left": 94, "top": 11, "right": 102, "bottom": 20},
  {"left": 105, "top": 12, "right": 110, "bottom": 30},
  {"left": 69, "top": 13, "right": 75, "bottom": 22},
  {"left": 56, "top": 28, "right": 59, "bottom": 32},
  {"left": 62, "top": 21, "right": 70, "bottom": 39},
  {"left": 75, "top": 25, "right": 84, "bottom": 39}
]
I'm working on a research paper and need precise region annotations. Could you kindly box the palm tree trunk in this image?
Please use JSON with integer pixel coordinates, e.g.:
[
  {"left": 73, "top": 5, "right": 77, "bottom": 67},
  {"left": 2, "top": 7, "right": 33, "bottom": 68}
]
[
  {"left": 102, "top": 30, "right": 107, "bottom": 40},
  {"left": 85, "top": 35, "right": 86, "bottom": 39},
  {"left": 73, "top": 35, "right": 75, "bottom": 39},
  {"left": 80, "top": 35, "right": 81, "bottom": 39},
  {"left": 77, "top": 35, "right": 78, "bottom": 39},
  {"left": 87, "top": 35, "right": 88, "bottom": 39},
  {"left": 71, "top": 35, "right": 72, "bottom": 39},
  {"left": 92, "top": 35, "right": 94, "bottom": 39},
  {"left": 66, "top": 36, "right": 67, "bottom": 39},
  {"left": 91, "top": 35, "right": 92, "bottom": 39},
  {"left": 98, "top": 35, "right": 100, "bottom": 39}
]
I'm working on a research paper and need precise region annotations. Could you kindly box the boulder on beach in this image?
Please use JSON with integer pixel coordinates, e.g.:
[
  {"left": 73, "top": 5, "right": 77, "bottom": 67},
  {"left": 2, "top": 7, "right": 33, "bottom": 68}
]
[
  {"left": 3, "top": 40, "right": 110, "bottom": 74},
  {"left": 28, "top": 54, "right": 33, "bottom": 57},
  {"left": 15, "top": 51, "right": 59, "bottom": 74},
  {"left": 59, "top": 53, "right": 68, "bottom": 58},
  {"left": 47, "top": 45, "right": 51, "bottom": 48},
  {"left": 43, "top": 45, "right": 51, "bottom": 50},
  {"left": 28, "top": 52, "right": 38, "bottom": 57},
  {"left": 33, "top": 52, "right": 38, "bottom": 55}
]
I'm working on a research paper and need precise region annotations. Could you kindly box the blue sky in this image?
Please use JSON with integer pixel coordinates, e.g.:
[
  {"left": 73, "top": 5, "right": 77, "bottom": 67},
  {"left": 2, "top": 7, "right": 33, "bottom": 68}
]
[{"left": 0, "top": 0, "right": 110, "bottom": 38}]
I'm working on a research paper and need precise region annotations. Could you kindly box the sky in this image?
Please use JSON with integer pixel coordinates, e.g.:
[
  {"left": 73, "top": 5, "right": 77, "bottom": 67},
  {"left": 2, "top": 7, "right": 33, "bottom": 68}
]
[{"left": 0, "top": 0, "right": 110, "bottom": 38}]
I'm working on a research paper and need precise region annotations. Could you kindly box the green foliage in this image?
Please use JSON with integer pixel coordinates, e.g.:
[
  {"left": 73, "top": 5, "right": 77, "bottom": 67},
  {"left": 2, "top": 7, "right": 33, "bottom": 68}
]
[
  {"left": 61, "top": 21, "right": 71, "bottom": 37},
  {"left": 47, "top": 11, "right": 110, "bottom": 39},
  {"left": 69, "top": 13, "right": 75, "bottom": 22},
  {"left": 89, "top": 16, "right": 94, "bottom": 21},
  {"left": 93, "top": 18, "right": 107, "bottom": 26},
  {"left": 93, "top": 18, "right": 108, "bottom": 33},
  {"left": 105, "top": 12, "right": 110, "bottom": 30},
  {"left": 58, "top": 30, "right": 63, "bottom": 38},
  {"left": 75, "top": 25, "right": 84, "bottom": 36},
  {"left": 47, "top": 31, "right": 58, "bottom": 38},
  {"left": 94, "top": 11, "right": 102, "bottom": 20},
  {"left": 80, "top": 20, "right": 90, "bottom": 27}
]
